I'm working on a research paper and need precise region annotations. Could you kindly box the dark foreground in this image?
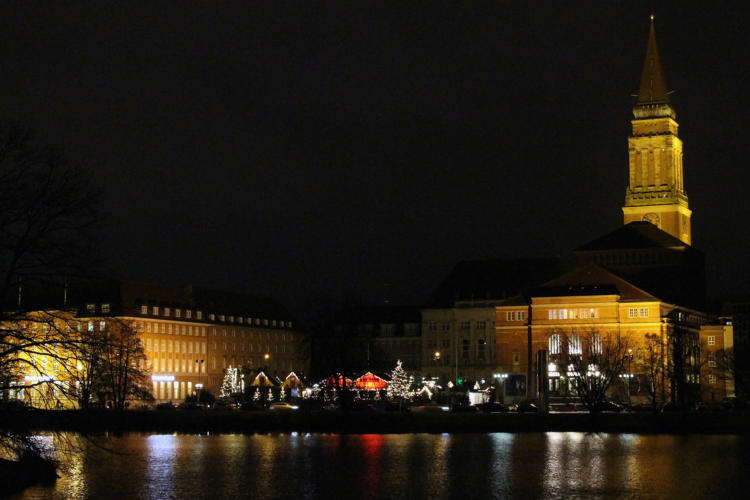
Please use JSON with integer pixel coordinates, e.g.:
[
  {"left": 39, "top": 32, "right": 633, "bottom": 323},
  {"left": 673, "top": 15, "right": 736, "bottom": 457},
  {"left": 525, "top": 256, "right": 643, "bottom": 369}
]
[{"left": 5, "top": 408, "right": 750, "bottom": 435}]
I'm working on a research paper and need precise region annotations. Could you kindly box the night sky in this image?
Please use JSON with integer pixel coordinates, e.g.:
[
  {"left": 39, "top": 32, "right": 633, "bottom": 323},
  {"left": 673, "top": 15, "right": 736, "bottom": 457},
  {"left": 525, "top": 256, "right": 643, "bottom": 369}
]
[{"left": 1, "top": 2, "right": 748, "bottom": 315}]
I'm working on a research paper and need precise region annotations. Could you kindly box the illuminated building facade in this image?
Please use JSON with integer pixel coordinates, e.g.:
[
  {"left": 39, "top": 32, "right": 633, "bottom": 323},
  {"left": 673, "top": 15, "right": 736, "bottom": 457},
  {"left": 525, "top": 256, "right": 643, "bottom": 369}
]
[
  {"left": 699, "top": 321, "right": 734, "bottom": 402},
  {"left": 492, "top": 18, "right": 731, "bottom": 405},
  {"left": 495, "top": 263, "right": 709, "bottom": 404},
  {"left": 4, "top": 280, "right": 308, "bottom": 406},
  {"left": 622, "top": 16, "right": 691, "bottom": 245},
  {"left": 80, "top": 281, "right": 308, "bottom": 403}
]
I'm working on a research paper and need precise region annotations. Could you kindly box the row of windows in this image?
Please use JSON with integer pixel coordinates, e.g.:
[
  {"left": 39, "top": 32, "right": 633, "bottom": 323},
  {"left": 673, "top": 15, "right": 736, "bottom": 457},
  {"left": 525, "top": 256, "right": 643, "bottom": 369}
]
[
  {"left": 428, "top": 320, "right": 494, "bottom": 331},
  {"left": 548, "top": 308, "right": 600, "bottom": 320},
  {"left": 145, "top": 338, "right": 206, "bottom": 354},
  {"left": 142, "top": 322, "right": 207, "bottom": 337},
  {"left": 548, "top": 333, "right": 602, "bottom": 355},
  {"left": 627, "top": 307, "right": 649, "bottom": 318},
  {"left": 140, "top": 304, "right": 292, "bottom": 329}
]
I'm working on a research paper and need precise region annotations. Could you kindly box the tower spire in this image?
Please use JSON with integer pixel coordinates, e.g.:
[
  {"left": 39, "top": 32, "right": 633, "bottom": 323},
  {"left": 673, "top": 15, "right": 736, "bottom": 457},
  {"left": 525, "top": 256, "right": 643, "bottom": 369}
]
[{"left": 637, "top": 14, "right": 670, "bottom": 105}]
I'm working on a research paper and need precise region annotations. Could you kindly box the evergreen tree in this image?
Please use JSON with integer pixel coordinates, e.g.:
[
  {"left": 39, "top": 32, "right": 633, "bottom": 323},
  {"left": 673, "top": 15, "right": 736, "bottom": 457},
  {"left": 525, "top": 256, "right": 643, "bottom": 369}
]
[
  {"left": 387, "top": 360, "right": 411, "bottom": 409},
  {"left": 220, "top": 365, "right": 238, "bottom": 398}
]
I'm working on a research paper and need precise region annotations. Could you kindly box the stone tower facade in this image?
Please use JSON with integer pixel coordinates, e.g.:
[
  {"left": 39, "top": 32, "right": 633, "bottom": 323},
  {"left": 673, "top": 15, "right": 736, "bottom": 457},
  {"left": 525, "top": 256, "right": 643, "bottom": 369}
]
[{"left": 622, "top": 16, "right": 691, "bottom": 245}]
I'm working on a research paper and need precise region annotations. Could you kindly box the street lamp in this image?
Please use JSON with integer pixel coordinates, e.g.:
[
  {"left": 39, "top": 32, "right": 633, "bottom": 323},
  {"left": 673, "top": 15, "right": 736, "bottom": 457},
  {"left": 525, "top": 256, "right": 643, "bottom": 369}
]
[
  {"left": 433, "top": 351, "right": 441, "bottom": 364},
  {"left": 195, "top": 359, "right": 204, "bottom": 403},
  {"left": 625, "top": 349, "right": 633, "bottom": 404}
]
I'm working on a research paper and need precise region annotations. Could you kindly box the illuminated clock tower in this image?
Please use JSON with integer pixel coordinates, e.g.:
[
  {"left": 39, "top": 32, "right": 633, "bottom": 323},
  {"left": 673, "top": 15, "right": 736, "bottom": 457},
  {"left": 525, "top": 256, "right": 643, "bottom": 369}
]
[{"left": 622, "top": 16, "right": 691, "bottom": 245}]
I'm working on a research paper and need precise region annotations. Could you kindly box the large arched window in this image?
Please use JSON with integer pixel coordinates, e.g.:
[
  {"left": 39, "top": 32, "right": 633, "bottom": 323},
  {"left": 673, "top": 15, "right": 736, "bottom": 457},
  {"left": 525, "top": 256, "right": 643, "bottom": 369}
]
[
  {"left": 569, "top": 333, "right": 582, "bottom": 355},
  {"left": 590, "top": 333, "right": 603, "bottom": 355},
  {"left": 549, "top": 334, "right": 561, "bottom": 355}
]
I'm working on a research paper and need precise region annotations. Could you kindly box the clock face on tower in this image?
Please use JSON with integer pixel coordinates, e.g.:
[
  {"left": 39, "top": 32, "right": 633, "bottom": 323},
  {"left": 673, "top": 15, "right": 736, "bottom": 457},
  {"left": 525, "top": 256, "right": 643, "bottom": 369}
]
[{"left": 643, "top": 213, "right": 660, "bottom": 226}]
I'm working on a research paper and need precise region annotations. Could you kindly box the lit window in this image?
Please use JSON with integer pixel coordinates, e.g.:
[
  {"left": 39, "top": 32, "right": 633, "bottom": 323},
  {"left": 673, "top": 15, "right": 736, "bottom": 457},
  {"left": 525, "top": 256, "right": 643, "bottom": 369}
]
[
  {"left": 153, "top": 306, "right": 159, "bottom": 315},
  {"left": 707, "top": 336, "right": 716, "bottom": 346},
  {"left": 209, "top": 314, "right": 215, "bottom": 321},
  {"left": 591, "top": 334, "right": 602, "bottom": 355},
  {"left": 548, "top": 310, "right": 557, "bottom": 320},
  {"left": 101, "top": 303, "right": 111, "bottom": 314},
  {"left": 559, "top": 309, "right": 568, "bottom": 320},
  {"left": 99, "top": 321, "right": 106, "bottom": 331},
  {"left": 549, "top": 334, "right": 561, "bottom": 355},
  {"left": 186, "top": 309, "right": 192, "bottom": 319},
  {"left": 708, "top": 353, "right": 716, "bottom": 367},
  {"left": 141, "top": 305, "right": 148, "bottom": 314},
  {"left": 219, "top": 315, "right": 225, "bottom": 322},
  {"left": 164, "top": 307, "right": 170, "bottom": 317},
  {"left": 175, "top": 309, "right": 181, "bottom": 318},
  {"left": 708, "top": 374, "right": 716, "bottom": 385},
  {"left": 86, "top": 303, "right": 96, "bottom": 314},
  {"left": 569, "top": 334, "right": 582, "bottom": 355},
  {"left": 88, "top": 321, "right": 94, "bottom": 332},
  {"left": 628, "top": 308, "right": 638, "bottom": 318},
  {"left": 196, "top": 311, "right": 202, "bottom": 320}
]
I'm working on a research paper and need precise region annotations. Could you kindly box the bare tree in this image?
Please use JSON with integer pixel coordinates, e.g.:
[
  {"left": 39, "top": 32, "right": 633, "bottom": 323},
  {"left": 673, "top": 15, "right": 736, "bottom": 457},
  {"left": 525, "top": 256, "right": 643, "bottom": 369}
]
[
  {"left": 1, "top": 125, "right": 101, "bottom": 468},
  {"left": 98, "top": 320, "right": 151, "bottom": 410},
  {"left": 640, "top": 333, "right": 669, "bottom": 410},
  {"left": 550, "top": 329, "right": 629, "bottom": 413}
]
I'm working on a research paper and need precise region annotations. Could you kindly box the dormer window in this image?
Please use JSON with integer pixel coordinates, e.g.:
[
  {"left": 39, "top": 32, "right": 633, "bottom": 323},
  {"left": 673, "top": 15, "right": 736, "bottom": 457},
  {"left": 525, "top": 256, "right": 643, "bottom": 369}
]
[
  {"left": 86, "top": 303, "right": 96, "bottom": 314},
  {"left": 209, "top": 313, "right": 215, "bottom": 321},
  {"left": 141, "top": 305, "right": 148, "bottom": 314},
  {"left": 101, "top": 303, "right": 111, "bottom": 314},
  {"left": 152, "top": 306, "right": 159, "bottom": 315},
  {"left": 175, "top": 308, "right": 181, "bottom": 318},
  {"left": 186, "top": 309, "right": 192, "bottom": 319}
]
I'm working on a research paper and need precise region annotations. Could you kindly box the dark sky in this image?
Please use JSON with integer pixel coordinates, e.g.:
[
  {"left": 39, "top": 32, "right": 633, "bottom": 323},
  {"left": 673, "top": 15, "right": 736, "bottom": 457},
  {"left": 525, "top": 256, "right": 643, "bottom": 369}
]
[{"left": 1, "top": 2, "right": 748, "bottom": 315}]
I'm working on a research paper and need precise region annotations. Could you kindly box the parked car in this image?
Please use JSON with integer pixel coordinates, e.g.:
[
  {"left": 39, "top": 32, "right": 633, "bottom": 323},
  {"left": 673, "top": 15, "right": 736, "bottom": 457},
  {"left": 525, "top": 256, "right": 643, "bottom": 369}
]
[
  {"left": 512, "top": 400, "right": 539, "bottom": 413},
  {"left": 476, "top": 402, "right": 508, "bottom": 413},
  {"left": 269, "top": 402, "right": 299, "bottom": 411}
]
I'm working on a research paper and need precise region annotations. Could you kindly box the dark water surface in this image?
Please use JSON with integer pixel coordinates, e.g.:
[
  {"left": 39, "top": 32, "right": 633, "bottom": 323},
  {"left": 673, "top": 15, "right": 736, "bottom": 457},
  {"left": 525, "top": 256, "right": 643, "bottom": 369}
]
[{"left": 16, "top": 432, "right": 749, "bottom": 499}]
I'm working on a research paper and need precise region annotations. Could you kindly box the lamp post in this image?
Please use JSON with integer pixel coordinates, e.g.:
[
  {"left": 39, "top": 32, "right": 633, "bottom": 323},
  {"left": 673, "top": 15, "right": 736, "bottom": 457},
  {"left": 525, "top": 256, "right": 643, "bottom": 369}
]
[
  {"left": 626, "top": 348, "right": 633, "bottom": 404},
  {"left": 195, "top": 359, "right": 204, "bottom": 403}
]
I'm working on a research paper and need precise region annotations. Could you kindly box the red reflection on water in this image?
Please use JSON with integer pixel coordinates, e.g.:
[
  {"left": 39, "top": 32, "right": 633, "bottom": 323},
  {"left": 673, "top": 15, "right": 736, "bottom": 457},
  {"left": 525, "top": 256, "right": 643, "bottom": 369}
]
[{"left": 360, "top": 434, "right": 386, "bottom": 499}]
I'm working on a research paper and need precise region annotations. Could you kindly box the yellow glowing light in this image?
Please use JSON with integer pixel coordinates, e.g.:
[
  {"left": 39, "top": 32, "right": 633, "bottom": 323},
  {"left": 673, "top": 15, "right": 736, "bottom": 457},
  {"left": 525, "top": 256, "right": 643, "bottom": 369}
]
[
  {"left": 77, "top": 363, "right": 83, "bottom": 371},
  {"left": 650, "top": 14, "right": 654, "bottom": 21},
  {"left": 264, "top": 353, "right": 270, "bottom": 360}
]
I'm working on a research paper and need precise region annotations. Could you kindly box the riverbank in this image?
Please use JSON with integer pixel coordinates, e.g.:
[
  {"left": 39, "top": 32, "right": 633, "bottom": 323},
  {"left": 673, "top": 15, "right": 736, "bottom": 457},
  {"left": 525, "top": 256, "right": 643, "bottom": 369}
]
[{"left": 5, "top": 408, "right": 750, "bottom": 435}]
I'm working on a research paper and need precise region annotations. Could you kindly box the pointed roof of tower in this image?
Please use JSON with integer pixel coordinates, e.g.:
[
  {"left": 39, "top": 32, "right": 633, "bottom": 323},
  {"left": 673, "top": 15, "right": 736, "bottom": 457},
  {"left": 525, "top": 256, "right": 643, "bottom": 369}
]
[{"left": 637, "top": 15, "right": 670, "bottom": 105}]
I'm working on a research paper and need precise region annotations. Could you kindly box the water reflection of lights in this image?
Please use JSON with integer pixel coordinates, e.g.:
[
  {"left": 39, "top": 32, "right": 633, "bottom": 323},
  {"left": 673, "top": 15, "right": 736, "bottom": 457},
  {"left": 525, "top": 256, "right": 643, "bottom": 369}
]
[{"left": 145, "top": 434, "right": 178, "bottom": 499}]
